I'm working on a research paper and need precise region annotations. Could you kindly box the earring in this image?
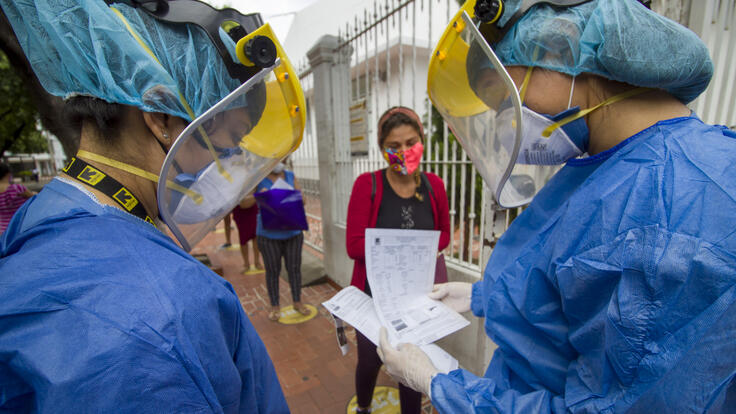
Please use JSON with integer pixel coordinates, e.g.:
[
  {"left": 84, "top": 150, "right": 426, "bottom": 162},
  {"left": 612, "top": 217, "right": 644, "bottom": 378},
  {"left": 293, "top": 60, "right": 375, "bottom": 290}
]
[{"left": 162, "top": 131, "right": 170, "bottom": 140}]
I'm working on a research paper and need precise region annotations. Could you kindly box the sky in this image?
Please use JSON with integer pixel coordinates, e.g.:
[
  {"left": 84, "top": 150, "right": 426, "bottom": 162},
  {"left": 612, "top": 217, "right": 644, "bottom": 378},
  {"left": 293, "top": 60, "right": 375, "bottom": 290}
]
[{"left": 203, "top": 0, "right": 320, "bottom": 40}]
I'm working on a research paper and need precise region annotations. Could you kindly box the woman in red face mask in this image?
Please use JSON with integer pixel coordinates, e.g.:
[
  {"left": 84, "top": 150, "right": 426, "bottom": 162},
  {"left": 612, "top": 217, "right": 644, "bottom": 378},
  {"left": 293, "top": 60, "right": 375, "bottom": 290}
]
[{"left": 344, "top": 106, "right": 451, "bottom": 414}]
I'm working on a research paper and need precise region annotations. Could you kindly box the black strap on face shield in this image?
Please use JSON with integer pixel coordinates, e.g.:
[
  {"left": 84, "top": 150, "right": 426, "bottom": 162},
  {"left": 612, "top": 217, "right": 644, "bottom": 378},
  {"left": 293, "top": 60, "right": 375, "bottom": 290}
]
[
  {"left": 474, "top": 0, "right": 651, "bottom": 46},
  {"left": 105, "top": 0, "right": 277, "bottom": 83}
]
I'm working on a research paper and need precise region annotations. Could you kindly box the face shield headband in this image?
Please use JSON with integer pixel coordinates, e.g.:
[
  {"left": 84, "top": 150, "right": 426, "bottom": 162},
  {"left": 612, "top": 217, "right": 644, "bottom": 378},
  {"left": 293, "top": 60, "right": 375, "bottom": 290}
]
[{"left": 105, "top": 0, "right": 277, "bottom": 82}]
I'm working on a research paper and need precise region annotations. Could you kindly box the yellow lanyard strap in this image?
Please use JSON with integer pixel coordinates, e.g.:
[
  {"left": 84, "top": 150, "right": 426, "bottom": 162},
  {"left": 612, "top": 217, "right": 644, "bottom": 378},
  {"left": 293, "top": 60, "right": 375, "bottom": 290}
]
[
  {"left": 519, "top": 65, "right": 534, "bottom": 103},
  {"left": 77, "top": 150, "right": 203, "bottom": 204},
  {"left": 542, "top": 87, "right": 651, "bottom": 138}
]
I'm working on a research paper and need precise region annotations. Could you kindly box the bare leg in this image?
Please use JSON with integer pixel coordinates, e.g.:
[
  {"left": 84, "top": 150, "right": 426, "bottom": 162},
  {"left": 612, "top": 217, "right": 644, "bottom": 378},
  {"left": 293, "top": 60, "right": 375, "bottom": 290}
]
[
  {"left": 251, "top": 239, "right": 263, "bottom": 269},
  {"left": 222, "top": 214, "right": 232, "bottom": 247},
  {"left": 240, "top": 243, "right": 250, "bottom": 269}
]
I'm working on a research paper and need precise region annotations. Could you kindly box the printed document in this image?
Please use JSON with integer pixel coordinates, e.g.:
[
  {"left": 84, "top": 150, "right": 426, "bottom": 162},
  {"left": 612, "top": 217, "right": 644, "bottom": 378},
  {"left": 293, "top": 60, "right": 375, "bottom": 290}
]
[
  {"left": 322, "top": 286, "right": 458, "bottom": 373},
  {"left": 364, "top": 228, "right": 469, "bottom": 345}
]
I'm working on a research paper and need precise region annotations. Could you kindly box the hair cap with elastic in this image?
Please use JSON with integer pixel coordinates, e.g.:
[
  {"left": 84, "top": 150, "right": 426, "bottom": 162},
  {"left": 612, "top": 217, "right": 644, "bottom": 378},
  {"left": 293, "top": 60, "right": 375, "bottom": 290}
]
[
  {"left": 488, "top": 0, "right": 712, "bottom": 103},
  {"left": 0, "top": 0, "right": 255, "bottom": 121}
]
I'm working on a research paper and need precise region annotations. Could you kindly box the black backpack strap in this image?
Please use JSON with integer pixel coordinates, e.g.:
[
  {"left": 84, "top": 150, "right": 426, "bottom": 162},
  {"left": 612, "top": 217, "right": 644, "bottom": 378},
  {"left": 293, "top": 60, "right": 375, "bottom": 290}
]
[
  {"left": 371, "top": 171, "right": 377, "bottom": 202},
  {"left": 420, "top": 172, "right": 435, "bottom": 199}
]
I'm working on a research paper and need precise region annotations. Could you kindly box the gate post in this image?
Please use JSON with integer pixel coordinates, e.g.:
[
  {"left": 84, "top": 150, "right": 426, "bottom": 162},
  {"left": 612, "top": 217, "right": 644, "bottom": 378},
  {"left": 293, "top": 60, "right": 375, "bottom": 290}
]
[{"left": 307, "top": 35, "right": 354, "bottom": 286}]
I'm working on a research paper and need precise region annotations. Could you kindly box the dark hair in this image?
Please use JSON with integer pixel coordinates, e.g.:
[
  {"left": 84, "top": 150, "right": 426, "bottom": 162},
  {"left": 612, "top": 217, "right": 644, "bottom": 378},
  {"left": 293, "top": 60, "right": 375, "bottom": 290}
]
[
  {"left": 378, "top": 111, "right": 424, "bottom": 149},
  {"left": 63, "top": 96, "right": 126, "bottom": 145},
  {"left": 0, "top": 162, "right": 9, "bottom": 179}
]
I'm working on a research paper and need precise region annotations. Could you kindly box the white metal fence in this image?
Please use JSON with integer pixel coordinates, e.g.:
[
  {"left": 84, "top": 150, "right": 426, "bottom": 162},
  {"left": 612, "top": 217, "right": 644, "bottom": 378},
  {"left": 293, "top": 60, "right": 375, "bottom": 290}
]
[
  {"left": 292, "top": 0, "right": 488, "bottom": 271},
  {"left": 289, "top": 0, "right": 736, "bottom": 270},
  {"left": 290, "top": 70, "right": 324, "bottom": 252},
  {"left": 689, "top": 0, "right": 736, "bottom": 128},
  {"left": 290, "top": 0, "right": 485, "bottom": 270}
]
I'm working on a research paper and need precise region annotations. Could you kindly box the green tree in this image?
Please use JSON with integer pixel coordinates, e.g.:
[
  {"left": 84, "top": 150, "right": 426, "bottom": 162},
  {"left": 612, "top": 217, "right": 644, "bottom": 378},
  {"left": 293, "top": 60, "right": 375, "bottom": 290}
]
[
  {"left": 0, "top": 50, "right": 46, "bottom": 158},
  {"left": 0, "top": 11, "right": 80, "bottom": 161}
]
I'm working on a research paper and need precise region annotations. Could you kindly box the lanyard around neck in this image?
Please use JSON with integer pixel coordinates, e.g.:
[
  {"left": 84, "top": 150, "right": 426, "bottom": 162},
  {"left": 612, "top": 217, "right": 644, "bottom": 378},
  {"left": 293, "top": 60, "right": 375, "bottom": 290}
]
[{"left": 63, "top": 156, "right": 156, "bottom": 226}]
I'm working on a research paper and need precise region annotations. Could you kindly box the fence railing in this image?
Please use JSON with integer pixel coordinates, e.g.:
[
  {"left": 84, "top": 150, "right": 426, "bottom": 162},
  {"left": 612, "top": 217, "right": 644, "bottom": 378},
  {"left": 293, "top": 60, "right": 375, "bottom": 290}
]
[
  {"left": 290, "top": 69, "right": 323, "bottom": 252},
  {"left": 291, "top": 0, "right": 493, "bottom": 272},
  {"left": 689, "top": 0, "right": 736, "bottom": 128}
]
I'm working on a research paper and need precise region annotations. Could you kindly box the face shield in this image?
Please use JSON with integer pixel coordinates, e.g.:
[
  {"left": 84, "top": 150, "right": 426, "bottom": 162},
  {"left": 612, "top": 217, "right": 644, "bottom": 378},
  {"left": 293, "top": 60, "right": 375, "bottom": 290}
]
[
  {"left": 158, "top": 54, "right": 304, "bottom": 251},
  {"left": 429, "top": 10, "right": 550, "bottom": 208},
  {"left": 115, "top": 2, "right": 308, "bottom": 251},
  {"left": 428, "top": 1, "right": 594, "bottom": 208}
]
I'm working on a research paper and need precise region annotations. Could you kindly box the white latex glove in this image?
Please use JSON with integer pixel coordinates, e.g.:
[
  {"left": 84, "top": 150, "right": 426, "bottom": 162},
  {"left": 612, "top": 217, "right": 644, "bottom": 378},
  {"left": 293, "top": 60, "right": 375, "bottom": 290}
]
[
  {"left": 376, "top": 327, "right": 439, "bottom": 397},
  {"left": 427, "top": 282, "right": 472, "bottom": 313}
]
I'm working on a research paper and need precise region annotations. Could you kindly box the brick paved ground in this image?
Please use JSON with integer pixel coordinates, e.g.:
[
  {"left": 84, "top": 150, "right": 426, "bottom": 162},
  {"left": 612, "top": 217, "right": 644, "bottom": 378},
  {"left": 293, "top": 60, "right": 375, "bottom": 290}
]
[{"left": 191, "top": 221, "right": 437, "bottom": 414}]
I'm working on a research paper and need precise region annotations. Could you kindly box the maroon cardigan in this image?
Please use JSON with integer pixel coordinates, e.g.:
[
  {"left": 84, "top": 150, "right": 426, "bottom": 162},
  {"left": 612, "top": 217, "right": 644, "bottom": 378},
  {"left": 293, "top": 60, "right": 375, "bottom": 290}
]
[{"left": 346, "top": 170, "right": 451, "bottom": 291}]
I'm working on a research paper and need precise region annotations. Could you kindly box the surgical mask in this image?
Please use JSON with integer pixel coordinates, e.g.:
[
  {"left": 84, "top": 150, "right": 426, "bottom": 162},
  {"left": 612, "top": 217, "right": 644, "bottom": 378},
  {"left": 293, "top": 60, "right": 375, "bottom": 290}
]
[
  {"left": 272, "top": 162, "right": 286, "bottom": 174},
  {"left": 383, "top": 142, "right": 424, "bottom": 175}
]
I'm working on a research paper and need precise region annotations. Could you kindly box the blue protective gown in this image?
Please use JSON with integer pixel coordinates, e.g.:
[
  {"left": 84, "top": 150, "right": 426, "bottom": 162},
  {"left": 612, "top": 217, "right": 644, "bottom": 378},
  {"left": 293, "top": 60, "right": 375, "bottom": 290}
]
[
  {"left": 0, "top": 179, "right": 289, "bottom": 413},
  {"left": 431, "top": 116, "right": 736, "bottom": 413}
]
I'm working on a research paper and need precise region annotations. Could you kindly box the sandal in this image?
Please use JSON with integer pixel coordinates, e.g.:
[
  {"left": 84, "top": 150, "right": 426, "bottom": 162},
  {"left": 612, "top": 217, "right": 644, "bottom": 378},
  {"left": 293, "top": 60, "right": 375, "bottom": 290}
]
[
  {"left": 294, "top": 303, "right": 311, "bottom": 316},
  {"left": 268, "top": 309, "right": 280, "bottom": 321}
]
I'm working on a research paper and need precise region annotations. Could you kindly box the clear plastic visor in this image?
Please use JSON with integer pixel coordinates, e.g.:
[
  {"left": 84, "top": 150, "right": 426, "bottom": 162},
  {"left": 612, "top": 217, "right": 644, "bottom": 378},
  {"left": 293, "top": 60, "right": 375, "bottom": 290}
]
[
  {"left": 428, "top": 11, "right": 556, "bottom": 208},
  {"left": 158, "top": 58, "right": 304, "bottom": 251}
]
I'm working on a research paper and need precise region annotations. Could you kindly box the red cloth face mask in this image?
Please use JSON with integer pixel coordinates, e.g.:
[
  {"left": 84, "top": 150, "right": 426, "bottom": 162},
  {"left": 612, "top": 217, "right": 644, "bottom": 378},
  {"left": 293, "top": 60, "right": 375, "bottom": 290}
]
[
  {"left": 404, "top": 141, "right": 424, "bottom": 175},
  {"left": 383, "top": 141, "right": 424, "bottom": 175}
]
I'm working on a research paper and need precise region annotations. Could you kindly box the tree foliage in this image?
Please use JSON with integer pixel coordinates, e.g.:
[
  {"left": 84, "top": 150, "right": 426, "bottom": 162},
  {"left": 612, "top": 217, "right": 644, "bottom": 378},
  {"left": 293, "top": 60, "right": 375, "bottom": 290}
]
[
  {"left": 0, "top": 50, "right": 46, "bottom": 158},
  {"left": 0, "top": 10, "right": 79, "bottom": 161}
]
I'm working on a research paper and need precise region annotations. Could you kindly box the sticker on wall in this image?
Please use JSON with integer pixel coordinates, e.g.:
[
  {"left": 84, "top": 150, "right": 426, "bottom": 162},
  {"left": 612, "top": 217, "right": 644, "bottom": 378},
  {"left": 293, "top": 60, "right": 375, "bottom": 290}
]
[
  {"left": 346, "top": 386, "right": 400, "bottom": 414},
  {"left": 278, "top": 304, "right": 318, "bottom": 324}
]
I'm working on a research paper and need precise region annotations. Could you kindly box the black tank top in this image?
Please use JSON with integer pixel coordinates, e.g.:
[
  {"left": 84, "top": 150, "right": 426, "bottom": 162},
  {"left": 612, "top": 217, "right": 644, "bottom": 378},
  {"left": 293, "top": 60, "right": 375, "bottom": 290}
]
[{"left": 376, "top": 169, "right": 434, "bottom": 230}]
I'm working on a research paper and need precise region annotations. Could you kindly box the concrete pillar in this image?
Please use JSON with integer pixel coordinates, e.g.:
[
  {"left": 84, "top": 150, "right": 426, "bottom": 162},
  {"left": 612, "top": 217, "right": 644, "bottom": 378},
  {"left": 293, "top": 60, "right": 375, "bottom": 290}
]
[{"left": 307, "top": 35, "right": 355, "bottom": 286}]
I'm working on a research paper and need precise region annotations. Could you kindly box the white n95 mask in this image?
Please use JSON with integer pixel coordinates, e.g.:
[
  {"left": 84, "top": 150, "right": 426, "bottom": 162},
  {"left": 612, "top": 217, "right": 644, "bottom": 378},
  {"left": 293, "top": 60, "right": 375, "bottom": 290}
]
[
  {"left": 495, "top": 104, "right": 584, "bottom": 165},
  {"left": 171, "top": 153, "right": 249, "bottom": 225}
]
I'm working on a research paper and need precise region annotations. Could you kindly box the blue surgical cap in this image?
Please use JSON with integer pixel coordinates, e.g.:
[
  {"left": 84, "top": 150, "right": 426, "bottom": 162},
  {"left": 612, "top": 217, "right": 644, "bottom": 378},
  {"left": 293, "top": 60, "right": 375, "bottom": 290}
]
[
  {"left": 0, "top": 0, "right": 247, "bottom": 121},
  {"left": 492, "top": 0, "right": 713, "bottom": 103}
]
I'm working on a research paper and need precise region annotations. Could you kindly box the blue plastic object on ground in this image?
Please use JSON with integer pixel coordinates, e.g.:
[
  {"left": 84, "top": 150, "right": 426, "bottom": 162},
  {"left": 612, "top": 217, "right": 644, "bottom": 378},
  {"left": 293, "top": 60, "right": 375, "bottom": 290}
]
[
  {"left": 430, "top": 116, "right": 736, "bottom": 413},
  {"left": 491, "top": 0, "right": 713, "bottom": 103},
  {"left": 0, "top": 179, "right": 288, "bottom": 413}
]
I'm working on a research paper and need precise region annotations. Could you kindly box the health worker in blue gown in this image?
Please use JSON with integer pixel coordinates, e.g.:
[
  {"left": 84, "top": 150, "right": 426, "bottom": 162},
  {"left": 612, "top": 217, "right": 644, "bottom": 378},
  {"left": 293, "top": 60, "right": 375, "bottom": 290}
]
[
  {"left": 376, "top": 0, "right": 736, "bottom": 412},
  {"left": 0, "top": 0, "right": 307, "bottom": 412}
]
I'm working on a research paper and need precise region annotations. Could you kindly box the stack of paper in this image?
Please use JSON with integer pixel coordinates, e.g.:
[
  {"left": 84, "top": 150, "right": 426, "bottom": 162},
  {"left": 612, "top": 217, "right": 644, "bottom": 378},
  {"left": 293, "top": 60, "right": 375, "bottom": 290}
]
[{"left": 322, "top": 229, "right": 470, "bottom": 373}]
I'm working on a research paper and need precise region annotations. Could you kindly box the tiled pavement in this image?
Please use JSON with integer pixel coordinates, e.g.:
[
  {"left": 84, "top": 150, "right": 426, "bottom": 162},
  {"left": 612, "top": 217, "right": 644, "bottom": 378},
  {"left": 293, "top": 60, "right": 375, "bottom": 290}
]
[{"left": 191, "top": 221, "right": 437, "bottom": 414}]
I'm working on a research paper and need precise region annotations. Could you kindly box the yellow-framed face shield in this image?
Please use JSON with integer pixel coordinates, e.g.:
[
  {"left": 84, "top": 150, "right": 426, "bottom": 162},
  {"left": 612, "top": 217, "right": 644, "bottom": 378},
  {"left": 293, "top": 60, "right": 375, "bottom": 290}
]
[
  {"left": 157, "top": 22, "right": 306, "bottom": 251},
  {"left": 428, "top": 0, "right": 596, "bottom": 208},
  {"left": 428, "top": 10, "right": 544, "bottom": 208}
]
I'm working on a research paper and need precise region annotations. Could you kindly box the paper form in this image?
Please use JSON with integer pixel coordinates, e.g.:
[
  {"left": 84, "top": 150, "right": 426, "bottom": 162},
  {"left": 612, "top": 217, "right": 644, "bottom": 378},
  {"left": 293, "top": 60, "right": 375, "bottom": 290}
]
[
  {"left": 364, "top": 228, "right": 470, "bottom": 346},
  {"left": 322, "top": 286, "right": 458, "bottom": 373}
]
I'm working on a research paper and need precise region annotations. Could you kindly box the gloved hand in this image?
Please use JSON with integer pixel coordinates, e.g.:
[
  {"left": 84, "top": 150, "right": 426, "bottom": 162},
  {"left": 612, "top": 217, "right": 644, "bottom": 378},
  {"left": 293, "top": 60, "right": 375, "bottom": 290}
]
[
  {"left": 376, "top": 327, "right": 439, "bottom": 397},
  {"left": 427, "top": 282, "right": 472, "bottom": 313}
]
